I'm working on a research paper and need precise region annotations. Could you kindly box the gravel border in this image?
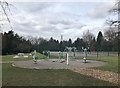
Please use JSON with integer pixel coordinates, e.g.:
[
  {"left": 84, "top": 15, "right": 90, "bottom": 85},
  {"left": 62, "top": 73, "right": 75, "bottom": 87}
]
[{"left": 71, "top": 68, "right": 118, "bottom": 85}]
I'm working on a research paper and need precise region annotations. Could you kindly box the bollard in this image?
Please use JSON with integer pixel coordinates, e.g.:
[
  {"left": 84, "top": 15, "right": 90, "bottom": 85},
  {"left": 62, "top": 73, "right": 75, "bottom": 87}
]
[{"left": 67, "top": 53, "right": 69, "bottom": 65}]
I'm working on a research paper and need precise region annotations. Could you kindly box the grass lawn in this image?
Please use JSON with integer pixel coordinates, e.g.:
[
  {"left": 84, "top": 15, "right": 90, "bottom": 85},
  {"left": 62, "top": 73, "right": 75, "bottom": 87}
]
[
  {"left": 1, "top": 54, "right": 118, "bottom": 86},
  {"left": 2, "top": 55, "right": 32, "bottom": 61},
  {"left": 2, "top": 55, "right": 119, "bottom": 73},
  {"left": 70, "top": 55, "right": 118, "bottom": 73},
  {"left": 86, "top": 56, "right": 118, "bottom": 73},
  {"left": 2, "top": 63, "right": 116, "bottom": 86},
  {"left": 2, "top": 52, "right": 46, "bottom": 61}
]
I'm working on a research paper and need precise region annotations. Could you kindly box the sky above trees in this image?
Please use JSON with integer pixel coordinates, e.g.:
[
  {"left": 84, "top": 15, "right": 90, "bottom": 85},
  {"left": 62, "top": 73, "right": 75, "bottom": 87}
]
[{"left": 1, "top": 0, "right": 117, "bottom": 41}]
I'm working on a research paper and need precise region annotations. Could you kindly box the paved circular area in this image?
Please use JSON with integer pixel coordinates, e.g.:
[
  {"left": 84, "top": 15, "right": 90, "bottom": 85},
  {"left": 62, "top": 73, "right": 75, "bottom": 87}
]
[{"left": 12, "top": 59, "right": 106, "bottom": 69}]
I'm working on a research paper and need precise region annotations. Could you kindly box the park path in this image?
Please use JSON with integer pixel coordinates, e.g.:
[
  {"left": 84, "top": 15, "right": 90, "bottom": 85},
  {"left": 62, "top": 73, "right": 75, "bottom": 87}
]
[{"left": 70, "top": 68, "right": 119, "bottom": 85}]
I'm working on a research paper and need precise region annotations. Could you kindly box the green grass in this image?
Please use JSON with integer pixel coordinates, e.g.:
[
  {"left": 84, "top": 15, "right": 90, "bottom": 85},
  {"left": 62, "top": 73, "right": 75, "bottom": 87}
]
[
  {"left": 1, "top": 55, "right": 118, "bottom": 86},
  {"left": 71, "top": 55, "right": 118, "bottom": 73},
  {"left": 2, "top": 55, "right": 32, "bottom": 61},
  {"left": 2, "top": 63, "right": 116, "bottom": 86},
  {"left": 31, "top": 52, "right": 46, "bottom": 59},
  {"left": 2, "top": 55, "right": 119, "bottom": 73},
  {"left": 86, "top": 56, "right": 118, "bottom": 73},
  {"left": 0, "top": 63, "right": 1, "bottom": 83},
  {"left": 2, "top": 52, "right": 46, "bottom": 61}
]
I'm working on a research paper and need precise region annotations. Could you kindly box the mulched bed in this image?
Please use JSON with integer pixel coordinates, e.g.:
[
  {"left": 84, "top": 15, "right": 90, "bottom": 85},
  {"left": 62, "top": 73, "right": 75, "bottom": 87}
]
[{"left": 71, "top": 68, "right": 118, "bottom": 85}]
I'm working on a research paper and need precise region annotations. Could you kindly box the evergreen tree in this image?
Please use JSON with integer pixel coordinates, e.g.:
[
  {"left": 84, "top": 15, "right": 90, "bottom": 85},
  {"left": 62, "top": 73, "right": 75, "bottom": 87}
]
[{"left": 97, "top": 31, "right": 104, "bottom": 51}]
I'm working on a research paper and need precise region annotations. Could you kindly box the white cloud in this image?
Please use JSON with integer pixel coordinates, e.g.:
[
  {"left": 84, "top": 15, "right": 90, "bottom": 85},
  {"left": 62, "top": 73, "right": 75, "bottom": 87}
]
[
  {"left": 7, "top": 7, "right": 85, "bottom": 40},
  {"left": 1, "top": 1, "right": 117, "bottom": 41},
  {"left": 6, "top": 0, "right": 117, "bottom": 3},
  {"left": 87, "top": 2, "right": 115, "bottom": 19}
]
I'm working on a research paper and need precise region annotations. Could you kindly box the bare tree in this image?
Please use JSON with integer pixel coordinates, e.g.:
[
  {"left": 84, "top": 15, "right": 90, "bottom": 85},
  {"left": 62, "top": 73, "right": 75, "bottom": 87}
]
[
  {"left": 105, "top": 0, "right": 119, "bottom": 56},
  {"left": 82, "top": 30, "right": 95, "bottom": 46},
  {"left": 104, "top": 27, "right": 117, "bottom": 41},
  {"left": 106, "top": 0, "right": 120, "bottom": 26},
  {"left": 0, "top": 0, "right": 13, "bottom": 31},
  {"left": 26, "top": 35, "right": 45, "bottom": 45},
  {"left": 82, "top": 30, "right": 95, "bottom": 53}
]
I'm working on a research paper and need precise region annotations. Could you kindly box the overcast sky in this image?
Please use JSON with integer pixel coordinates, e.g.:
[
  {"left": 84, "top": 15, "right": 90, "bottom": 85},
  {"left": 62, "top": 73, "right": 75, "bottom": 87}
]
[{"left": 1, "top": 0, "right": 117, "bottom": 41}]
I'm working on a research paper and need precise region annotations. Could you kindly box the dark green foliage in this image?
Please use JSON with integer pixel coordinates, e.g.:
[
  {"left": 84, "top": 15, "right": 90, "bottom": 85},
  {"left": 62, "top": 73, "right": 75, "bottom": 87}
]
[
  {"left": 73, "top": 38, "right": 86, "bottom": 51},
  {"left": 97, "top": 31, "right": 104, "bottom": 51},
  {"left": 2, "top": 29, "right": 119, "bottom": 55},
  {"left": 2, "top": 30, "right": 33, "bottom": 55}
]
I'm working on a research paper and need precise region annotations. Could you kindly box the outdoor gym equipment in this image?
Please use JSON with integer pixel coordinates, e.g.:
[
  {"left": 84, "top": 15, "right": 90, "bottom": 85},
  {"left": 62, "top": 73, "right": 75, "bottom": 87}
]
[
  {"left": 65, "top": 47, "right": 76, "bottom": 65},
  {"left": 47, "top": 51, "right": 50, "bottom": 59},
  {"left": 65, "top": 47, "right": 72, "bottom": 58},
  {"left": 58, "top": 51, "right": 62, "bottom": 59},
  {"left": 65, "top": 47, "right": 77, "bottom": 59},
  {"left": 33, "top": 50, "right": 37, "bottom": 64},
  {"left": 82, "top": 47, "right": 88, "bottom": 63},
  {"left": 42, "top": 51, "right": 45, "bottom": 59}
]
